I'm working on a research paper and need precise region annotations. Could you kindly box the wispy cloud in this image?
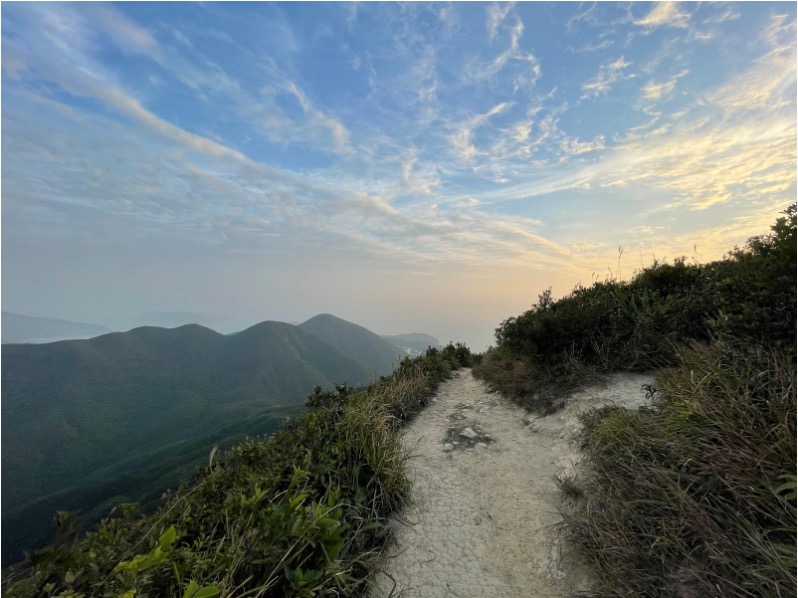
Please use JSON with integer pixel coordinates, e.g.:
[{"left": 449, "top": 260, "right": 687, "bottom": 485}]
[
  {"left": 582, "top": 56, "right": 634, "bottom": 98},
  {"left": 3, "top": 2, "right": 796, "bottom": 348},
  {"left": 465, "top": 15, "right": 541, "bottom": 89},
  {"left": 486, "top": 2, "right": 515, "bottom": 42},
  {"left": 641, "top": 70, "right": 688, "bottom": 101},
  {"left": 706, "top": 16, "right": 796, "bottom": 112},
  {"left": 449, "top": 102, "right": 514, "bottom": 162},
  {"left": 635, "top": 2, "right": 691, "bottom": 29}
]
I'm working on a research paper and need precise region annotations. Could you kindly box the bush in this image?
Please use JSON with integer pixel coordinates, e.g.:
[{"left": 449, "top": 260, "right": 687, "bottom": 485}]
[{"left": 477, "top": 205, "right": 796, "bottom": 412}]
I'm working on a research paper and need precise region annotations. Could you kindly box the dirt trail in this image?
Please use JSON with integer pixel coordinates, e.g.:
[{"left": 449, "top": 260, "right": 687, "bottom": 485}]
[{"left": 371, "top": 368, "right": 653, "bottom": 598}]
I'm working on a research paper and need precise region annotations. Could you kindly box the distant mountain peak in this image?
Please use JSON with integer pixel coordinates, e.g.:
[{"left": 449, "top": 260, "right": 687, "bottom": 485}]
[{"left": 2, "top": 311, "right": 111, "bottom": 344}]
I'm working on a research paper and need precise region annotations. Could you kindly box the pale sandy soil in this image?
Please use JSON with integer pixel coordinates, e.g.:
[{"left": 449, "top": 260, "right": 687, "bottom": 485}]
[{"left": 370, "top": 368, "right": 653, "bottom": 598}]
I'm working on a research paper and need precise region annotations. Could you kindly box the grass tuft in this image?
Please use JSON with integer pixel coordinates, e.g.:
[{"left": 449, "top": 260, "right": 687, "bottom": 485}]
[{"left": 563, "top": 343, "right": 796, "bottom": 597}]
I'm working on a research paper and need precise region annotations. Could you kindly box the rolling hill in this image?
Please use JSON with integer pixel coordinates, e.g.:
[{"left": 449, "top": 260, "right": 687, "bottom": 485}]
[
  {"left": 2, "top": 319, "right": 382, "bottom": 563},
  {"left": 299, "top": 314, "right": 405, "bottom": 379},
  {"left": 2, "top": 311, "right": 111, "bottom": 344}
]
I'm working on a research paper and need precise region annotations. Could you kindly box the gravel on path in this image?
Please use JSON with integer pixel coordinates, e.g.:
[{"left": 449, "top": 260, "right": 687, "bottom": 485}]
[{"left": 371, "top": 368, "right": 653, "bottom": 598}]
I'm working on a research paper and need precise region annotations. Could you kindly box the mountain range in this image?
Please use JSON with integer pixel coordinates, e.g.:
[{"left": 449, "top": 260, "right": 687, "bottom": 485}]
[
  {"left": 2, "top": 311, "right": 112, "bottom": 344},
  {"left": 2, "top": 313, "right": 416, "bottom": 564}
]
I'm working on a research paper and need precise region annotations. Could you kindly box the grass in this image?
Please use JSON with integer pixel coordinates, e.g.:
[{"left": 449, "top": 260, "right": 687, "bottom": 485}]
[
  {"left": 3, "top": 343, "right": 473, "bottom": 597},
  {"left": 564, "top": 343, "right": 796, "bottom": 597}
]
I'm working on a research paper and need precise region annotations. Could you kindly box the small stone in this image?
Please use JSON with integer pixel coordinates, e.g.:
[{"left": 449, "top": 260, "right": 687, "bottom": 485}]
[
  {"left": 523, "top": 414, "right": 535, "bottom": 426},
  {"left": 460, "top": 427, "right": 478, "bottom": 439},
  {"left": 443, "top": 443, "right": 454, "bottom": 452},
  {"left": 475, "top": 442, "right": 488, "bottom": 451}
]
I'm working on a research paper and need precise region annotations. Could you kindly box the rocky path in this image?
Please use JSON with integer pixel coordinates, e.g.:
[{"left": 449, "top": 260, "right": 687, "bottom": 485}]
[{"left": 371, "top": 368, "right": 652, "bottom": 598}]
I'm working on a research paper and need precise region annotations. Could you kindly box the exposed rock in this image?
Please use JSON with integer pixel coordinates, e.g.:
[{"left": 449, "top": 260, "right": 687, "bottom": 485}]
[{"left": 460, "top": 427, "right": 478, "bottom": 439}]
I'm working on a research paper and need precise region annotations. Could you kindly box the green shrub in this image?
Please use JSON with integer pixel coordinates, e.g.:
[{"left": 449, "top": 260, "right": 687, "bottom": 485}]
[{"left": 477, "top": 205, "right": 796, "bottom": 412}]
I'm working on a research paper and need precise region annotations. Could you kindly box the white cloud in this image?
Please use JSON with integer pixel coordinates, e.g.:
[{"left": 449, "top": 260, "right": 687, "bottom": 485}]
[
  {"left": 465, "top": 16, "right": 541, "bottom": 88},
  {"left": 449, "top": 102, "right": 514, "bottom": 162},
  {"left": 702, "top": 8, "right": 740, "bottom": 25},
  {"left": 90, "top": 4, "right": 162, "bottom": 57},
  {"left": 487, "top": 2, "right": 515, "bottom": 42},
  {"left": 641, "top": 70, "right": 688, "bottom": 101},
  {"left": 635, "top": 2, "right": 691, "bottom": 29},
  {"left": 705, "top": 23, "right": 796, "bottom": 112},
  {"left": 582, "top": 56, "right": 634, "bottom": 98},
  {"left": 567, "top": 39, "right": 614, "bottom": 54}
]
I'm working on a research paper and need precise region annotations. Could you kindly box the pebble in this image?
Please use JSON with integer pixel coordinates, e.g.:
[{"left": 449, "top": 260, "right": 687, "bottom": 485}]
[
  {"left": 443, "top": 443, "right": 454, "bottom": 452},
  {"left": 460, "top": 427, "right": 478, "bottom": 439}
]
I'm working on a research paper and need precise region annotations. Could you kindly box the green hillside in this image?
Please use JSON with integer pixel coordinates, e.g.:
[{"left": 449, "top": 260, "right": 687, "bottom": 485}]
[
  {"left": 4, "top": 345, "right": 474, "bottom": 597},
  {"left": 2, "top": 320, "right": 375, "bottom": 563},
  {"left": 299, "top": 314, "right": 405, "bottom": 379}
]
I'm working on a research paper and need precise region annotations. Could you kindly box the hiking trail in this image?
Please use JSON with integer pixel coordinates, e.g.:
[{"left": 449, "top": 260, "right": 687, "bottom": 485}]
[{"left": 371, "top": 367, "right": 653, "bottom": 597}]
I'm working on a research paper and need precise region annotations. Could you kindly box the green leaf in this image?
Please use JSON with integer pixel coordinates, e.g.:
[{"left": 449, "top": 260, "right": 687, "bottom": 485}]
[
  {"left": 194, "top": 586, "right": 221, "bottom": 598},
  {"left": 159, "top": 525, "right": 177, "bottom": 548},
  {"left": 183, "top": 580, "right": 199, "bottom": 598}
]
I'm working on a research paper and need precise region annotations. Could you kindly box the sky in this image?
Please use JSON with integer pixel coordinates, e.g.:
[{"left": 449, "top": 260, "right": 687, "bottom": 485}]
[{"left": 2, "top": 1, "right": 796, "bottom": 351}]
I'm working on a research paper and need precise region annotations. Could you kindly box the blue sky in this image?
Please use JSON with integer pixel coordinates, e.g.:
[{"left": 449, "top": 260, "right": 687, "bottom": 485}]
[{"left": 2, "top": 2, "right": 796, "bottom": 350}]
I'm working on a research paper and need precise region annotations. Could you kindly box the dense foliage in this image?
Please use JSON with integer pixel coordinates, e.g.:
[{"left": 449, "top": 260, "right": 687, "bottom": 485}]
[
  {"left": 475, "top": 205, "right": 796, "bottom": 411},
  {"left": 475, "top": 205, "right": 796, "bottom": 597},
  {"left": 4, "top": 344, "right": 473, "bottom": 597}
]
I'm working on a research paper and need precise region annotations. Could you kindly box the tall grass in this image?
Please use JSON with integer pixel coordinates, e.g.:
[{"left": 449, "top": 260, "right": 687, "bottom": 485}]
[
  {"left": 566, "top": 343, "right": 796, "bottom": 597},
  {"left": 4, "top": 344, "right": 473, "bottom": 597}
]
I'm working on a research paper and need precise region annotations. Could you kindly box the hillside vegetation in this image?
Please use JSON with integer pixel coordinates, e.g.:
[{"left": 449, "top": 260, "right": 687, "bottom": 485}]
[
  {"left": 2, "top": 317, "right": 395, "bottom": 564},
  {"left": 4, "top": 344, "right": 474, "bottom": 597},
  {"left": 475, "top": 205, "right": 796, "bottom": 597}
]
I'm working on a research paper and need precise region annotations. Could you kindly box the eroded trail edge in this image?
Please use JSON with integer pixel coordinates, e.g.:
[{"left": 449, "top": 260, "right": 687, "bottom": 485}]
[{"left": 372, "top": 368, "right": 652, "bottom": 598}]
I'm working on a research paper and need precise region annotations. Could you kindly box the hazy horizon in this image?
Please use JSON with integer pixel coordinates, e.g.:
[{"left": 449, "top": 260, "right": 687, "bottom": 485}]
[{"left": 3, "top": 2, "right": 796, "bottom": 352}]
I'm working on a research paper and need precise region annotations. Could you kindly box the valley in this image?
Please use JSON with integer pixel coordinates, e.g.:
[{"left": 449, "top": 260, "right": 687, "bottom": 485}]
[{"left": 1, "top": 313, "right": 437, "bottom": 564}]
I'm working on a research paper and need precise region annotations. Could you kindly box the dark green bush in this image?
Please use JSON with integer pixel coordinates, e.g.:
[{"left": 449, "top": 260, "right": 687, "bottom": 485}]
[{"left": 477, "top": 205, "right": 796, "bottom": 411}]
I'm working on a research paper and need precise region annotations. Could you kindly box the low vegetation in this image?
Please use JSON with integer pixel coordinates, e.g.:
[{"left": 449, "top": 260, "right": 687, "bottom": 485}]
[
  {"left": 570, "top": 343, "right": 795, "bottom": 597},
  {"left": 475, "top": 205, "right": 796, "bottom": 412},
  {"left": 4, "top": 344, "right": 473, "bottom": 597},
  {"left": 475, "top": 205, "right": 796, "bottom": 597}
]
